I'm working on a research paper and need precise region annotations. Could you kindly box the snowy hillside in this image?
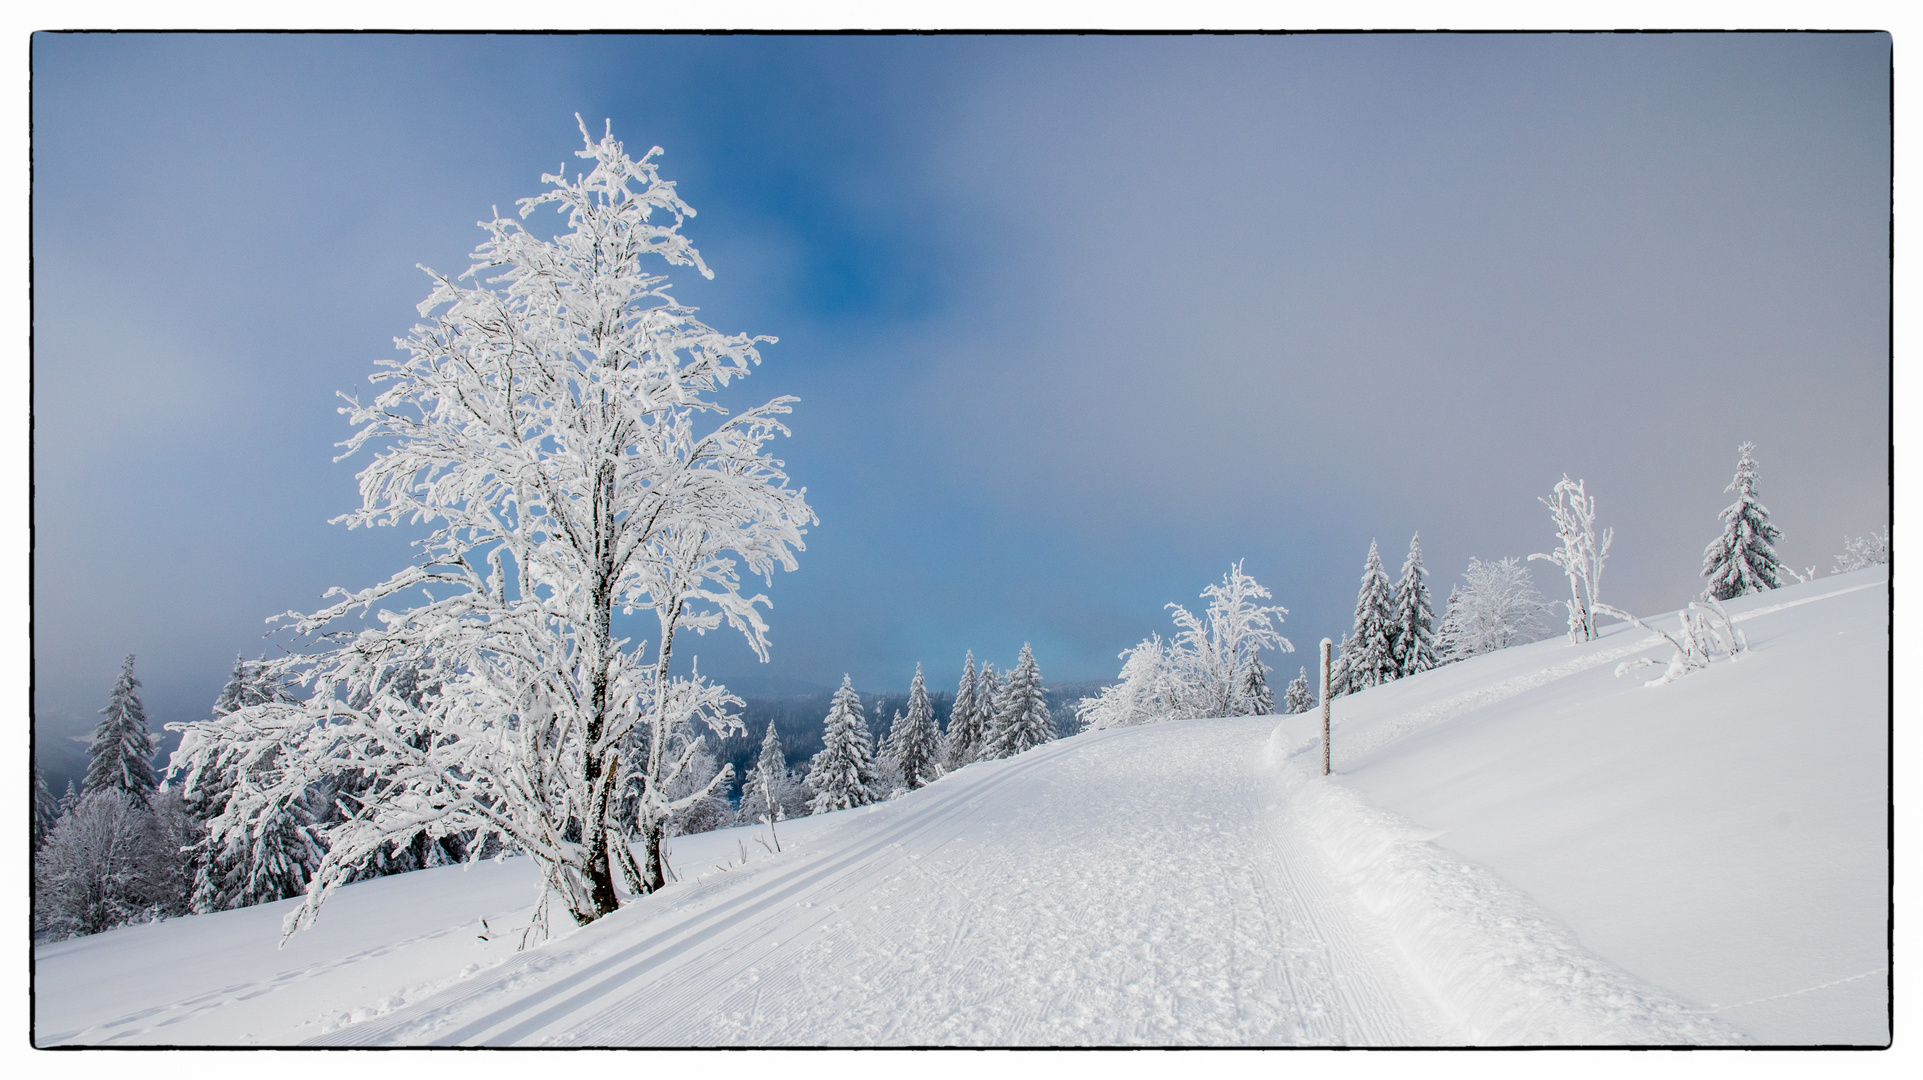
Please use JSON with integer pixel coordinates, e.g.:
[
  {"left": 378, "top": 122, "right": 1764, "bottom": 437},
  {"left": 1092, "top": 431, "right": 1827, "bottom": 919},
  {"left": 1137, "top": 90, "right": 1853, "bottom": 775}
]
[{"left": 33, "top": 570, "right": 1887, "bottom": 1046}]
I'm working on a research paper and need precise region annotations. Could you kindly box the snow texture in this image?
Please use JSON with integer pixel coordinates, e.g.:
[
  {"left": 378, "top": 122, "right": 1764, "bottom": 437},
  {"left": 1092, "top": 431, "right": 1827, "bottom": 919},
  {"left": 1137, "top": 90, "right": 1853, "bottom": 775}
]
[{"left": 35, "top": 571, "right": 1886, "bottom": 1046}]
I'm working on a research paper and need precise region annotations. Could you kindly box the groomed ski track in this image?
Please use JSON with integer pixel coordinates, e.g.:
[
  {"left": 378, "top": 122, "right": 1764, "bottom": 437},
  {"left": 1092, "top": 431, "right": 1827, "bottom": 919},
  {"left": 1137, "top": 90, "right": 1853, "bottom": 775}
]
[{"left": 311, "top": 717, "right": 1458, "bottom": 1046}]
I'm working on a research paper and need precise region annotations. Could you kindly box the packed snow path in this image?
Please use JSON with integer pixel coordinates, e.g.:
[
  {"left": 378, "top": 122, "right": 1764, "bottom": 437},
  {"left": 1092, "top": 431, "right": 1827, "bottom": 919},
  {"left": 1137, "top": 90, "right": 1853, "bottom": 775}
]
[{"left": 314, "top": 719, "right": 1461, "bottom": 1046}]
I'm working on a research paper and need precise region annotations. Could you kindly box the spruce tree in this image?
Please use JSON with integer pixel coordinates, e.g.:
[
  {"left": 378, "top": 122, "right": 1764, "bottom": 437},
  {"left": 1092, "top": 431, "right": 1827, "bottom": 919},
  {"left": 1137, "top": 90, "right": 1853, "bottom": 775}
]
[
  {"left": 741, "top": 720, "right": 790, "bottom": 824},
  {"left": 887, "top": 663, "right": 942, "bottom": 790},
  {"left": 807, "top": 675, "right": 881, "bottom": 814},
  {"left": 985, "top": 644, "right": 1053, "bottom": 759},
  {"left": 1240, "top": 653, "right": 1276, "bottom": 715},
  {"left": 1282, "top": 667, "right": 1315, "bottom": 714},
  {"left": 1390, "top": 532, "right": 1438, "bottom": 678},
  {"left": 943, "top": 652, "right": 981, "bottom": 768},
  {"left": 33, "top": 763, "right": 57, "bottom": 853},
  {"left": 1340, "top": 541, "right": 1400, "bottom": 694},
  {"left": 85, "top": 655, "right": 157, "bottom": 808},
  {"left": 1702, "top": 442, "right": 1785, "bottom": 600},
  {"left": 185, "top": 656, "right": 321, "bottom": 913}
]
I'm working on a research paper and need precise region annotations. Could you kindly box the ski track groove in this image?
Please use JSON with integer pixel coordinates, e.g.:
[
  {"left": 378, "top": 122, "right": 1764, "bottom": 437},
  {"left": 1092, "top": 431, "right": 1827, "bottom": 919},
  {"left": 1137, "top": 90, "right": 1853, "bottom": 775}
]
[
  {"left": 310, "top": 731, "right": 1110, "bottom": 1046},
  {"left": 314, "top": 718, "right": 1467, "bottom": 1045}
]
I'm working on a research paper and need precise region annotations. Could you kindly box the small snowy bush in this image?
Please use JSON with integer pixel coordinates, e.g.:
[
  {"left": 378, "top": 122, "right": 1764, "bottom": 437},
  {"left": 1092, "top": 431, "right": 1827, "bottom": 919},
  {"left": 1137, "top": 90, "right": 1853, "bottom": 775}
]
[
  {"left": 1530, "top": 475, "right": 1613, "bottom": 643},
  {"left": 1833, "top": 530, "right": 1889, "bottom": 574},
  {"left": 1595, "top": 599, "right": 1746, "bottom": 687}
]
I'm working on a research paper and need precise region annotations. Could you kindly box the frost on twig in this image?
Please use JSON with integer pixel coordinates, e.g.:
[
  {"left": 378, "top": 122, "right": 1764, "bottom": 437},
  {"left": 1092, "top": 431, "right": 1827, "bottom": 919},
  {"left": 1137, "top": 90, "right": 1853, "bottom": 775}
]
[
  {"left": 1594, "top": 598, "right": 1746, "bottom": 687},
  {"left": 1530, "top": 476, "right": 1613, "bottom": 643}
]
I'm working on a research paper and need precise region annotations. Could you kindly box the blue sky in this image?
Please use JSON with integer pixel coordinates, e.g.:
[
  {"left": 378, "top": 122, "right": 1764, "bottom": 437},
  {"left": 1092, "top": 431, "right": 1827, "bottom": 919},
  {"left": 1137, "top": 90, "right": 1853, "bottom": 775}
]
[{"left": 31, "top": 33, "right": 1890, "bottom": 765}]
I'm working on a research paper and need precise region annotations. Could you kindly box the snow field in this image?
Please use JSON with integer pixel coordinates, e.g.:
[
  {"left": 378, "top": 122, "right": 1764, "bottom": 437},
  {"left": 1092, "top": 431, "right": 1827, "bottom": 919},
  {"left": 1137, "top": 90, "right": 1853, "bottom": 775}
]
[
  {"left": 34, "top": 569, "right": 1887, "bottom": 1046},
  {"left": 1330, "top": 569, "right": 1889, "bottom": 1044},
  {"left": 312, "top": 718, "right": 1453, "bottom": 1045}
]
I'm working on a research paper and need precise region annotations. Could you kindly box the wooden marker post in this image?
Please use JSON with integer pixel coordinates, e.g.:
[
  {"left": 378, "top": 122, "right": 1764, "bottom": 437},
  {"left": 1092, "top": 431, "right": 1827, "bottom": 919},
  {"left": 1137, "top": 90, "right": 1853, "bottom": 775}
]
[{"left": 1319, "top": 638, "right": 1333, "bottom": 776}]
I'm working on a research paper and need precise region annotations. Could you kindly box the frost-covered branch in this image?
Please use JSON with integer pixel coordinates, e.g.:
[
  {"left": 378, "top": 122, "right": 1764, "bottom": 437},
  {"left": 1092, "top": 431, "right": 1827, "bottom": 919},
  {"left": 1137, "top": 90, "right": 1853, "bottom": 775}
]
[{"left": 1530, "top": 475, "right": 1613, "bottom": 643}]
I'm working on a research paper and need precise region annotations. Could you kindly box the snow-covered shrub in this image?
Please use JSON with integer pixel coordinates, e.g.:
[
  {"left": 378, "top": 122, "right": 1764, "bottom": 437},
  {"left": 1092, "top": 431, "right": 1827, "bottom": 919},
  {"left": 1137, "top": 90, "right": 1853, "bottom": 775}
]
[
  {"left": 1595, "top": 599, "right": 1746, "bottom": 687},
  {"left": 1435, "top": 557, "right": 1552, "bottom": 662},
  {"left": 1530, "top": 475, "right": 1613, "bottom": 643},
  {"left": 1701, "top": 442, "right": 1785, "bottom": 600},
  {"left": 1077, "top": 563, "right": 1291, "bottom": 728},
  {"left": 167, "top": 120, "right": 811, "bottom": 940},
  {"left": 1075, "top": 635, "right": 1183, "bottom": 730},
  {"left": 1833, "top": 530, "right": 1889, "bottom": 574}
]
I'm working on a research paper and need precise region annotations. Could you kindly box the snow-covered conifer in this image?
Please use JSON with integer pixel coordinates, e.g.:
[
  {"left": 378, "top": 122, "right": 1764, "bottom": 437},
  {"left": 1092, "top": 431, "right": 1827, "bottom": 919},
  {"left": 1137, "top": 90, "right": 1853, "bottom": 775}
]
[
  {"left": 1241, "top": 653, "right": 1276, "bottom": 715},
  {"left": 1390, "top": 533, "right": 1437, "bottom": 678},
  {"left": 1833, "top": 530, "right": 1889, "bottom": 573},
  {"left": 33, "top": 764, "right": 57, "bottom": 853},
  {"left": 807, "top": 676, "right": 880, "bottom": 814},
  {"left": 1435, "top": 557, "right": 1551, "bottom": 662},
  {"left": 1338, "top": 542, "right": 1399, "bottom": 693},
  {"left": 1701, "top": 443, "right": 1785, "bottom": 600},
  {"left": 942, "top": 652, "right": 982, "bottom": 768},
  {"left": 886, "top": 664, "right": 942, "bottom": 790},
  {"left": 167, "top": 121, "right": 811, "bottom": 938},
  {"left": 1530, "top": 476, "right": 1613, "bottom": 643},
  {"left": 180, "top": 656, "right": 323, "bottom": 913},
  {"left": 1282, "top": 667, "right": 1315, "bottom": 714},
  {"left": 739, "top": 720, "right": 801, "bottom": 830},
  {"left": 985, "top": 644, "right": 1053, "bottom": 759},
  {"left": 86, "top": 655, "right": 156, "bottom": 808}
]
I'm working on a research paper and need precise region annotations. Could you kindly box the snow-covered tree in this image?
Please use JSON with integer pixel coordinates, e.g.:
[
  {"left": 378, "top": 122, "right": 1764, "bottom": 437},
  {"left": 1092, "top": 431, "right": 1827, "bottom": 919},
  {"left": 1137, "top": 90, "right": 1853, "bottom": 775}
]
[
  {"left": 1435, "top": 556, "right": 1551, "bottom": 662},
  {"left": 33, "top": 786, "right": 194, "bottom": 939},
  {"left": 178, "top": 655, "right": 323, "bottom": 914},
  {"left": 1833, "top": 530, "right": 1890, "bottom": 573},
  {"left": 1165, "top": 561, "right": 1293, "bottom": 717},
  {"left": 33, "top": 763, "right": 57, "bottom": 853},
  {"left": 1336, "top": 542, "right": 1399, "bottom": 694},
  {"left": 1390, "top": 533, "right": 1437, "bottom": 678},
  {"left": 1701, "top": 442, "right": 1785, "bottom": 600},
  {"left": 984, "top": 644, "right": 1052, "bottom": 759},
  {"left": 1241, "top": 653, "right": 1276, "bottom": 715},
  {"left": 86, "top": 655, "right": 156, "bottom": 808},
  {"left": 166, "top": 121, "right": 811, "bottom": 940},
  {"left": 1529, "top": 475, "right": 1613, "bottom": 643},
  {"left": 808, "top": 676, "right": 881, "bottom": 814},
  {"left": 1075, "top": 635, "right": 1181, "bottom": 731},
  {"left": 664, "top": 738, "right": 733, "bottom": 836},
  {"left": 35, "top": 790, "right": 157, "bottom": 939},
  {"left": 1281, "top": 666, "right": 1315, "bottom": 714},
  {"left": 1078, "top": 563, "right": 1291, "bottom": 727},
  {"left": 942, "top": 652, "right": 982, "bottom": 768},
  {"left": 739, "top": 720, "right": 806, "bottom": 834},
  {"left": 886, "top": 664, "right": 942, "bottom": 790}
]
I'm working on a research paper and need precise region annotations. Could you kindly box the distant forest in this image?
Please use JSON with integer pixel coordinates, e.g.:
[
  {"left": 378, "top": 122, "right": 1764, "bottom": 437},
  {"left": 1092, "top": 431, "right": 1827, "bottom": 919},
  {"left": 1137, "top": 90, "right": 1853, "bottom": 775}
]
[{"left": 711, "top": 679, "right": 1118, "bottom": 803}]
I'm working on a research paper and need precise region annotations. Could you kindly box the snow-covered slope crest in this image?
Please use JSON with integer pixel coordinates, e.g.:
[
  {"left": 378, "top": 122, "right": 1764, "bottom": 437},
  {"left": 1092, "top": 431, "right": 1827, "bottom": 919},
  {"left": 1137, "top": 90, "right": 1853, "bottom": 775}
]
[{"left": 1261, "top": 728, "right": 1745, "bottom": 1046}]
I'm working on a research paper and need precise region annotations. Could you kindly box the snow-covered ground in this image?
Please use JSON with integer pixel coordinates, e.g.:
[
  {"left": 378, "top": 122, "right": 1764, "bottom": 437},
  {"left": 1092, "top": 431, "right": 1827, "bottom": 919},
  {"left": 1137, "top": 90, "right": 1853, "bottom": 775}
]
[{"left": 33, "top": 569, "right": 1888, "bottom": 1046}]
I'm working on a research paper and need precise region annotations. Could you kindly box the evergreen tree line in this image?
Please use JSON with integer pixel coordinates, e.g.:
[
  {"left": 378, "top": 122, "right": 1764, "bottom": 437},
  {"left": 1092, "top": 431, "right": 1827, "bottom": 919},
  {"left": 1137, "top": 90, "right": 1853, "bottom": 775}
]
[{"left": 742, "top": 645, "right": 1061, "bottom": 824}]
